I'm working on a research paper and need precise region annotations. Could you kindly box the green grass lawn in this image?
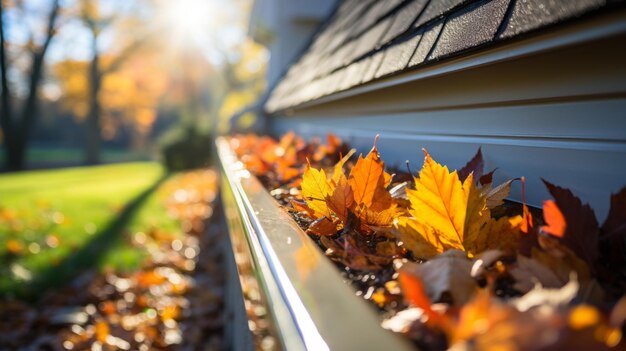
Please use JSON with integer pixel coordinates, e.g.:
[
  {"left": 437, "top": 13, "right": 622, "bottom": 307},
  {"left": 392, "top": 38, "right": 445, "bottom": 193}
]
[
  {"left": 0, "top": 146, "right": 151, "bottom": 168},
  {"left": 0, "top": 162, "right": 179, "bottom": 299}
]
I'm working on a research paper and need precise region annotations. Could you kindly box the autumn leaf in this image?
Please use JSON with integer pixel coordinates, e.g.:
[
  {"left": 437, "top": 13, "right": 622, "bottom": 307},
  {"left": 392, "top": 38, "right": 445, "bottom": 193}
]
[
  {"left": 463, "top": 175, "right": 491, "bottom": 254},
  {"left": 452, "top": 289, "right": 519, "bottom": 345},
  {"left": 457, "top": 147, "right": 496, "bottom": 187},
  {"left": 331, "top": 148, "right": 356, "bottom": 184},
  {"left": 531, "top": 246, "right": 591, "bottom": 284},
  {"left": 276, "top": 163, "right": 301, "bottom": 182},
  {"left": 289, "top": 199, "right": 316, "bottom": 219},
  {"left": 401, "top": 250, "right": 478, "bottom": 306},
  {"left": 468, "top": 215, "right": 522, "bottom": 254},
  {"left": 314, "top": 133, "right": 345, "bottom": 161},
  {"left": 542, "top": 179, "right": 600, "bottom": 270},
  {"left": 355, "top": 202, "right": 397, "bottom": 229},
  {"left": 541, "top": 200, "right": 566, "bottom": 237},
  {"left": 301, "top": 164, "right": 333, "bottom": 217},
  {"left": 519, "top": 177, "right": 539, "bottom": 256},
  {"left": 320, "top": 235, "right": 392, "bottom": 271},
  {"left": 326, "top": 175, "right": 353, "bottom": 223},
  {"left": 458, "top": 147, "right": 484, "bottom": 182},
  {"left": 479, "top": 169, "right": 496, "bottom": 186},
  {"left": 394, "top": 216, "right": 443, "bottom": 259},
  {"left": 452, "top": 283, "right": 595, "bottom": 351},
  {"left": 598, "top": 187, "right": 626, "bottom": 295},
  {"left": 601, "top": 186, "right": 626, "bottom": 240},
  {"left": 404, "top": 150, "right": 490, "bottom": 255},
  {"left": 406, "top": 151, "right": 465, "bottom": 249},
  {"left": 484, "top": 178, "right": 516, "bottom": 209},
  {"left": 509, "top": 253, "right": 563, "bottom": 293},
  {"left": 398, "top": 267, "right": 449, "bottom": 328},
  {"left": 348, "top": 137, "right": 392, "bottom": 208},
  {"left": 306, "top": 217, "right": 339, "bottom": 236}
]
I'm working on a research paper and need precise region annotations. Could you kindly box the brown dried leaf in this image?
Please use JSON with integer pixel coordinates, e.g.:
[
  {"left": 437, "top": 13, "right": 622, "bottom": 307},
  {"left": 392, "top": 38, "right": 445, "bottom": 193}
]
[
  {"left": 510, "top": 254, "right": 563, "bottom": 293},
  {"left": 484, "top": 178, "right": 516, "bottom": 209},
  {"left": 401, "top": 250, "right": 477, "bottom": 306}
]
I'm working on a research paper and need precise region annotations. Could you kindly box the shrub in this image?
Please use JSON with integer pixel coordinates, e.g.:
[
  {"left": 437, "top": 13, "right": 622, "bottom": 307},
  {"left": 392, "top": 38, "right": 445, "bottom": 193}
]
[{"left": 158, "top": 126, "right": 213, "bottom": 171}]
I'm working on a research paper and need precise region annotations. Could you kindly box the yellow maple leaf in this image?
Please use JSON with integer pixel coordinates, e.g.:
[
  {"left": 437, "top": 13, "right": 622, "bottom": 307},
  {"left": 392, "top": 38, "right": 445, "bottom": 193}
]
[
  {"left": 301, "top": 164, "right": 333, "bottom": 217},
  {"left": 394, "top": 216, "right": 444, "bottom": 259},
  {"left": 468, "top": 215, "right": 523, "bottom": 254},
  {"left": 463, "top": 175, "right": 490, "bottom": 252},
  {"left": 332, "top": 148, "right": 355, "bottom": 184},
  {"left": 356, "top": 202, "right": 397, "bottom": 228},
  {"left": 401, "top": 149, "right": 492, "bottom": 256}
]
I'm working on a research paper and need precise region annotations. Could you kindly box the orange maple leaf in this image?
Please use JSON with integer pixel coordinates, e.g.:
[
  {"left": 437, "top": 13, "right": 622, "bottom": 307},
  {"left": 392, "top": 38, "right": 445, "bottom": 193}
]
[
  {"left": 348, "top": 136, "right": 392, "bottom": 208},
  {"left": 326, "top": 175, "right": 354, "bottom": 223},
  {"left": 541, "top": 200, "right": 566, "bottom": 238}
]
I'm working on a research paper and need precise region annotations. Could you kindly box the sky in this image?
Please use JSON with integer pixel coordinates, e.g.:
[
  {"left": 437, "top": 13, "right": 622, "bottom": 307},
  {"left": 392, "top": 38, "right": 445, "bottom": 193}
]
[
  {"left": 5, "top": 0, "right": 251, "bottom": 65},
  {"left": 3, "top": 0, "right": 254, "bottom": 98}
]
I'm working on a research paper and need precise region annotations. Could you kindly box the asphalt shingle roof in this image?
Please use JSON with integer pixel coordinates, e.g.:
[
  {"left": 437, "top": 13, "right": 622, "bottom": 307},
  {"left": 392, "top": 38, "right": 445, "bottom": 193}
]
[{"left": 265, "top": 0, "right": 622, "bottom": 113}]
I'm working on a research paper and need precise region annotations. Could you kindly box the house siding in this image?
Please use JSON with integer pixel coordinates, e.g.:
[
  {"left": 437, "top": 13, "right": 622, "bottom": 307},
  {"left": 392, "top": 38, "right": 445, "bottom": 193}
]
[{"left": 268, "top": 10, "right": 626, "bottom": 219}]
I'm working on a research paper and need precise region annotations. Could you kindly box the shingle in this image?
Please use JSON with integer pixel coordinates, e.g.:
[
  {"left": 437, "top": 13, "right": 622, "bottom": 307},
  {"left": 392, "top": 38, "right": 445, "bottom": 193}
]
[
  {"left": 381, "top": 0, "right": 406, "bottom": 15},
  {"left": 265, "top": 0, "right": 617, "bottom": 112},
  {"left": 361, "top": 51, "right": 386, "bottom": 84},
  {"left": 408, "top": 21, "right": 444, "bottom": 67},
  {"left": 380, "top": 0, "right": 429, "bottom": 44},
  {"left": 430, "top": 0, "right": 510, "bottom": 60},
  {"left": 328, "top": 40, "right": 357, "bottom": 72},
  {"left": 335, "top": 0, "right": 373, "bottom": 32},
  {"left": 339, "top": 58, "right": 371, "bottom": 91},
  {"left": 349, "top": 16, "right": 393, "bottom": 62},
  {"left": 350, "top": 1, "right": 389, "bottom": 39},
  {"left": 414, "top": 0, "right": 469, "bottom": 28},
  {"left": 326, "top": 68, "right": 347, "bottom": 95},
  {"left": 499, "top": 0, "right": 606, "bottom": 38},
  {"left": 375, "top": 33, "right": 423, "bottom": 78}
]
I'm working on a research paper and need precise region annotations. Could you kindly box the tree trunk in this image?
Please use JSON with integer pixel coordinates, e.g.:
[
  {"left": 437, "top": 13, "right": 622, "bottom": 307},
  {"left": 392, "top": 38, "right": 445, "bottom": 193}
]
[
  {"left": 85, "top": 45, "right": 102, "bottom": 165},
  {"left": 1, "top": 0, "right": 58, "bottom": 171},
  {"left": 0, "top": 1, "right": 17, "bottom": 171},
  {"left": 13, "top": 52, "right": 46, "bottom": 170}
]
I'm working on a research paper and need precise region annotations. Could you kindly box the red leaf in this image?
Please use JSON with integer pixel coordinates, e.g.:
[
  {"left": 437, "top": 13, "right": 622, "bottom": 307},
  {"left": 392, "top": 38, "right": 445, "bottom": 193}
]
[
  {"left": 519, "top": 177, "right": 538, "bottom": 256},
  {"left": 541, "top": 200, "right": 566, "bottom": 238},
  {"left": 601, "top": 186, "right": 626, "bottom": 241},
  {"left": 397, "top": 270, "right": 445, "bottom": 326},
  {"left": 479, "top": 168, "right": 496, "bottom": 186},
  {"left": 542, "top": 179, "right": 599, "bottom": 269},
  {"left": 598, "top": 187, "right": 626, "bottom": 293},
  {"left": 458, "top": 147, "right": 484, "bottom": 182}
]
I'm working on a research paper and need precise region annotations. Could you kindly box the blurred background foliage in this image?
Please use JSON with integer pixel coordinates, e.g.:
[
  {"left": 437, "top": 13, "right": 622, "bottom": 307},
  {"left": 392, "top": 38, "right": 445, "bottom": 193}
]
[{"left": 0, "top": 0, "right": 268, "bottom": 171}]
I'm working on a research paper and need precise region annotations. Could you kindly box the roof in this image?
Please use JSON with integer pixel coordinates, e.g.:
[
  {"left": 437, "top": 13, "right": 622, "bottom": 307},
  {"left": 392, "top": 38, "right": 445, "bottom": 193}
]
[{"left": 265, "top": 0, "right": 623, "bottom": 113}]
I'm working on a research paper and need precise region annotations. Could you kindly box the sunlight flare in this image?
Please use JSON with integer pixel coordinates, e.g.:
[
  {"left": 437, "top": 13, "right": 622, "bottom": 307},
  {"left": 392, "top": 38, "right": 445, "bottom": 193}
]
[{"left": 160, "top": 0, "right": 215, "bottom": 46}]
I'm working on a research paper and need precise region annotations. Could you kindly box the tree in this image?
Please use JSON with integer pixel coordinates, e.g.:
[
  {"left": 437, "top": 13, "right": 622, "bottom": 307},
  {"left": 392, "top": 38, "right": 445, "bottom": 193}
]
[
  {"left": 55, "top": 54, "right": 168, "bottom": 152},
  {"left": 0, "top": 0, "right": 60, "bottom": 171},
  {"left": 78, "top": 0, "right": 150, "bottom": 164}
]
